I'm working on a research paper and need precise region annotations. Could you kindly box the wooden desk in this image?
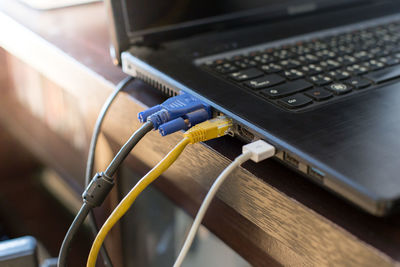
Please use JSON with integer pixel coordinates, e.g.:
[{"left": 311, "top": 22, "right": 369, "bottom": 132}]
[{"left": 0, "top": 1, "right": 400, "bottom": 266}]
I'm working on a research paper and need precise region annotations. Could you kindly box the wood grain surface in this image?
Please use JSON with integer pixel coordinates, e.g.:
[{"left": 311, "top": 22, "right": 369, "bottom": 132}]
[{"left": 0, "top": 1, "right": 400, "bottom": 266}]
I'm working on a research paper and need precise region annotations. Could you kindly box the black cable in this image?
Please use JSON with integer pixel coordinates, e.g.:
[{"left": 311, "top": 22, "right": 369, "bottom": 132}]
[
  {"left": 104, "top": 121, "right": 153, "bottom": 177},
  {"left": 85, "top": 76, "right": 133, "bottom": 187},
  {"left": 58, "top": 203, "right": 91, "bottom": 267},
  {"left": 58, "top": 77, "right": 134, "bottom": 267},
  {"left": 59, "top": 121, "right": 151, "bottom": 267},
  {"left": 84, "top": 77, "right": 134, "bottom": 267}
]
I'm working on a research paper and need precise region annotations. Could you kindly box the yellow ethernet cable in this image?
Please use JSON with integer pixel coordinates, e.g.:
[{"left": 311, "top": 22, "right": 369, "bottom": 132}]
[{"left": 87, "top": 116, "right": 233, "bottom": 267}]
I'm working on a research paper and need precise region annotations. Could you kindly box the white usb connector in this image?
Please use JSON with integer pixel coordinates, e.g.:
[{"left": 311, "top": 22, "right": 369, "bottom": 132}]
[{"left": 242, "top": 139, "right": 276, "bottom": 163}]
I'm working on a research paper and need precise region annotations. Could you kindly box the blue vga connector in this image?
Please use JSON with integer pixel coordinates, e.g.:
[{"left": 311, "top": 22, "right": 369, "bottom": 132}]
[{"left": 138, "top": 93, "right": 212, "bottom": 136}]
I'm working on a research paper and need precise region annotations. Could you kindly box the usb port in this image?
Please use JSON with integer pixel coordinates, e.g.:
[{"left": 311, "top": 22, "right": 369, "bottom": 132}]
[
  {"left": 307, "top": 166, "right": 325, "bottom": 181},
  {"left": 284, "top": 152, "right": 299, "bottom": 168}
]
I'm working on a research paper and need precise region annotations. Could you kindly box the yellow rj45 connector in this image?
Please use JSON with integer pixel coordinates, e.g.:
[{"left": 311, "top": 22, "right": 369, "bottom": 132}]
[{"left": 184, "top": 116, "right": 233, "bottom": 144}]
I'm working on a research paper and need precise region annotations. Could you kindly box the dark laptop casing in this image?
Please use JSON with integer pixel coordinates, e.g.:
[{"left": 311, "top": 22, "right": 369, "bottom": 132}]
[{"left": 105, "top": 0, "right": 400, "bottom": 216}]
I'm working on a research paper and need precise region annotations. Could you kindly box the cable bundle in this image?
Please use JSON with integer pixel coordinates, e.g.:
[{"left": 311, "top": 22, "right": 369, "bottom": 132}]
[{"left": 57, "top": 77, "right": 276, "bottom": 267}]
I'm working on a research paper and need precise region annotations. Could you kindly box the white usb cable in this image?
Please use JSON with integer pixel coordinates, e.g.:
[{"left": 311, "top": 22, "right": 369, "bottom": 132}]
[{"left": 173, "top": 140, "right": 276, "bottom": 267}]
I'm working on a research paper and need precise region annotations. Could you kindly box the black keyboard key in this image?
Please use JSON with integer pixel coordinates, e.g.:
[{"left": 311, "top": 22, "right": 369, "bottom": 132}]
[
  {"left": 308, "top": 74, "right": 333, "bottom": 86},
  {"left": 336, "top": 55, "right": 357, "bottom": 66},
  {"left": 353, "top": 51, "right": 371, "bottom": 61},
  {"left": 234, "top": 58, "right": 258, "bottom": 69},
  {"left": 279, "top": 59, "right": 301, "bottom": 69},
  {"left": 305, "top": 40, "right": 326, "bottom": 52},
  {"left": 242, "top": 58, "right": 258, "bottom": 66},
  {"left": 328, "top": 70, "right": 351, "bottom": 80},
  {"left": 273, "top": 49, "right": 293, "bottom": 60},
  {"left": 319, "top": 59, "right": 341, "bottom": 70},
  {"left": 214, "top": 63, "right": 238, "bottom": 74},
  {"left": 362, "top": 59, "right": 385, "bottom": 71},
  {"left": 344, "top": 77, "right": 371, "bottom": 89},
  {"left": 299, "top": 64, "right": 323, "bottom": 75},
  {"left": 369, "top": 47, "right": 384, "bottom": 57},
  {"left": 345, "top": 64, "right": 369, "bottom": 75},
  {"left": 292, "top": 45, "right": 312, "bottom": 55},
  {"left": 297, "top": 54, "right": 319, "bottom": 64},
  {"left": 305, "top": 88, "right": 333, "bottom": 101},
  {"left": 282, "top": 69, "right": 305, "bottom": 80},
  {"left": 316, "top": 49, "right": 336, "bottom": 60},
  {"left": 234, "top": 62, "right": 250, "bottom": 69},
  {"left": 375, "top": 48, "right": 390, "bottom": 57},
  {"left": 325, "top": 83, "right": 352, "bottom": 95},
  {"left": 333, "top": 45, "right": 354, "bottom": 55},
  {"left": 378, "top": 56, "right": 400, "bottom": 66},
  {"left": 260, "top": 79, "right": 312, "bottom": 98},
  {"left": 229, "top": 68, "right": 263, "bottom": 81},
  {"left": 364, "top": 65, "right": 400, "bottom": 83},
  {"left": 244, "top": 74, "right": 285, "bottom": 90},
  {"left": 278, "top": 94, "right": 312, "bottom": 109},
  {"left": 254, "top": 54, "right": 276, "bottom": 64},
  {"left": 260, "top": 63, "right": 282, "bottom": 73}
]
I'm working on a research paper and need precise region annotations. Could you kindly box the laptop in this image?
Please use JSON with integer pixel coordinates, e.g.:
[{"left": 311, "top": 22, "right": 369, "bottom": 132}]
[{"left": 105, "top": 0, "right": 400, "bottom": 216}]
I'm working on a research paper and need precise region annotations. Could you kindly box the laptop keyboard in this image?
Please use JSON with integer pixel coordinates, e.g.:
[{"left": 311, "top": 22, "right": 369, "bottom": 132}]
[{"left": 200, "top": 19, "right": 400, "bottom": 111}]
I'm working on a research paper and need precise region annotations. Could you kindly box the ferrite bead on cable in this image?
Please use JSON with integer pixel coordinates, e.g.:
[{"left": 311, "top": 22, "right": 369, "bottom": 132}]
[{"left": 82, "top": 172, "right": 114, "bottom": 207}]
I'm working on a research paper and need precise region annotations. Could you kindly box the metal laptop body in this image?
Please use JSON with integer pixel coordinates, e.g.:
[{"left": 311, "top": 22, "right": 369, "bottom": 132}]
[{"left": 105, "top": 0, "right": 400, "bottom": 216}]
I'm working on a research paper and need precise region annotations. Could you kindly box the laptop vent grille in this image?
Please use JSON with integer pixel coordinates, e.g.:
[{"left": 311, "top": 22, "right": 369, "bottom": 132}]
[{"left": 136, "top": 71, "right": 178, "bottom": 97}]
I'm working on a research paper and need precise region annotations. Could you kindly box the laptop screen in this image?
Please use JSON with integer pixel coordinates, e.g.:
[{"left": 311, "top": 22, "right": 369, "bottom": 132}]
[{"left": 121, "top": 0, "right": 367, "bottom": 39}]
